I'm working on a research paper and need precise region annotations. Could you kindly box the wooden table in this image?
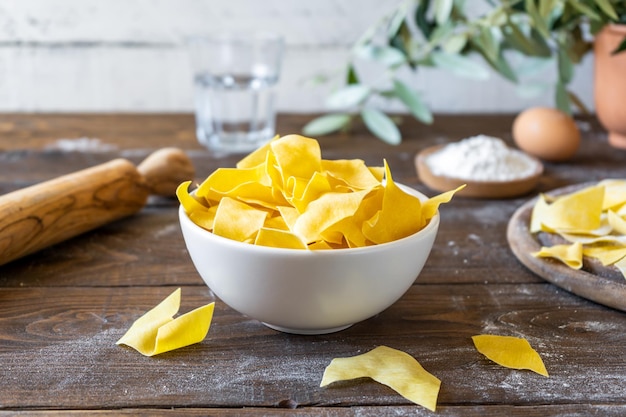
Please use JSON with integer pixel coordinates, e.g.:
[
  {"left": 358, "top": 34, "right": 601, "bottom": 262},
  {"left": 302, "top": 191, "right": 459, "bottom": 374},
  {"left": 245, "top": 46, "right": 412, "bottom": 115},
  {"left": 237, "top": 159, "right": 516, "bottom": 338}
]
[{"left": 0, "top": 113, "right": 625, "bottom": 416}]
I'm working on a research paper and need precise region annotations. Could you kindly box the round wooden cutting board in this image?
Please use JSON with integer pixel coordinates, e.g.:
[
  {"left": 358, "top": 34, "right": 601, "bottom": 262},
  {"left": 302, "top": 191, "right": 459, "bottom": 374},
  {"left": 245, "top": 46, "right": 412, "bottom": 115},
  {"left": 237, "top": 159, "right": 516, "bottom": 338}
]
[{"left": 507, "top": 183, "right": 626, "bottom": 312}]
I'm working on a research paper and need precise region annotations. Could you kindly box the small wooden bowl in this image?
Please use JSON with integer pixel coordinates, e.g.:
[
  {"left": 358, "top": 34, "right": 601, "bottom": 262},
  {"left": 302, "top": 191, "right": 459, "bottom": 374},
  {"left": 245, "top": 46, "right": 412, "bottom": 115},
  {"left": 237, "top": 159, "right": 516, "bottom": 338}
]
[{"left": 415, "top": 145, "right": 544, "bottom": 199}]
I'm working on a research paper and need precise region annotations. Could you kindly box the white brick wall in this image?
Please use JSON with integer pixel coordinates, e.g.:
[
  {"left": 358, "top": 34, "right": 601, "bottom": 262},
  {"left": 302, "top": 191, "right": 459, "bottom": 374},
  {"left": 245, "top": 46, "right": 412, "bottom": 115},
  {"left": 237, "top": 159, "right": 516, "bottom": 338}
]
[{"left": 0, "top": 0, "right": 595, "bottom": 113}]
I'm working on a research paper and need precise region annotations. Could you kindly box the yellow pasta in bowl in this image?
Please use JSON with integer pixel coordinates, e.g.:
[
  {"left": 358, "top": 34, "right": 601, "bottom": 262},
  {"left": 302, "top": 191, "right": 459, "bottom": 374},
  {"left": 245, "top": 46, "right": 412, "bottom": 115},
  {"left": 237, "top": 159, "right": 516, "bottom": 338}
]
[{"left": 177, "top": 134, "right": 461, "bottom": 334}]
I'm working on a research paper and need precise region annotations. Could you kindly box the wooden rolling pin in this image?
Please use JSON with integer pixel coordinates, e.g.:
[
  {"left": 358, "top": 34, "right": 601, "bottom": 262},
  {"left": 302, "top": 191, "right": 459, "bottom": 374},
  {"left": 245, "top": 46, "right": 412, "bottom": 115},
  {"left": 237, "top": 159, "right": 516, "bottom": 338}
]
[{"left": 0, "top": 147, "right": 195, "bottom": 267}]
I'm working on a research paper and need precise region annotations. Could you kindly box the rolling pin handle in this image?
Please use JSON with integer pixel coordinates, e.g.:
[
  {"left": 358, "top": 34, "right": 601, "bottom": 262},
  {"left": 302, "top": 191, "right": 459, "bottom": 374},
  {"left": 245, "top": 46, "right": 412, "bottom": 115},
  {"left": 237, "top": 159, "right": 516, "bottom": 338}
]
[{"left": 136, "top": 147, "right": 196, "bottom": 197}]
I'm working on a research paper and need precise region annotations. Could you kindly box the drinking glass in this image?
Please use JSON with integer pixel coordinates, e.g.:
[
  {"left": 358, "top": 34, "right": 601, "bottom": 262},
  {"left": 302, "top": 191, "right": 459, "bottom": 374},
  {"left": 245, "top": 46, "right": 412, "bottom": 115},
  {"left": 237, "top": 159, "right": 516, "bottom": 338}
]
[{"left": 187, "top": 32, "right": 285, "bottom": 154}]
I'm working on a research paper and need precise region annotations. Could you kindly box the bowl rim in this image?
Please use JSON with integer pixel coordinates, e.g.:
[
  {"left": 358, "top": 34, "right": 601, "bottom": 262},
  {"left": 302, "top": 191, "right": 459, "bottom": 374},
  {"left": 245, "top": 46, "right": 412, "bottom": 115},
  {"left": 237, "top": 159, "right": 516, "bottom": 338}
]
[{"left": 179, "top": 183, "right": 440, "bottom": 256}]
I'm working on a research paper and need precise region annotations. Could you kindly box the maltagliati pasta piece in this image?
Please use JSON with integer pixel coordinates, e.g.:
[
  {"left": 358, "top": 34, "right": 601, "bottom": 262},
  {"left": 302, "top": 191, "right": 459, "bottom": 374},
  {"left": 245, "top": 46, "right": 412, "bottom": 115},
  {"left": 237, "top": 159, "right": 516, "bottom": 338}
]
[
  {"left": 178, "top": 134, "right": 462, "bottom": 250},
  {"left": 320, "top": 346, "right": 441, "bottom": 411},
  {"left": 530, "top": 180, "right": 626, "bottom": 279},
  {"left": 472, "top": 334, "right": 549, "bottom": 377},
  {"left": 116, "top": 288, "right": 215, "bottom": 356}
]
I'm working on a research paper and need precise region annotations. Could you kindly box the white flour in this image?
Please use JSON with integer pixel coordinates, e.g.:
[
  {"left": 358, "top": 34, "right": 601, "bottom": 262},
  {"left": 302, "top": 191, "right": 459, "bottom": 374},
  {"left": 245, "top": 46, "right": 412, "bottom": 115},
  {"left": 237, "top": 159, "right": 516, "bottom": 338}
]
[{"left": 426, "top": 135, "right": 537, "bottom": 181}]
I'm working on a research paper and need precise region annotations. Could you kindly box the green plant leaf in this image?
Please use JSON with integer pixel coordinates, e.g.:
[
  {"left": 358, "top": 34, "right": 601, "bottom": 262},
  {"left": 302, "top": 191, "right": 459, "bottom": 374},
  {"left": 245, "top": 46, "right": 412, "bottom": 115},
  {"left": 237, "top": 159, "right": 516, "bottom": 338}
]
[
  {"left": 471, "top": 37, "right": 517, "bottom": 82},
  {"left": 486, "top": 7, "right": 508, "bottom": 26},
  {"left": 378, "top": 89, "right": 396, "bottom": 99},
  {"left": 414, "top": 56, "right": 436, "bottom": 67},
  {"left": 503, "top": 21, "right": 538, "bottom": 55},
  {"left": 555, "top": 81, "right": 572, "bottom": 114},
  {"left": 529, "top": 28, "right": 553, "bottom": 56},
  {"left": 389, "top": 22, "right": 413, "bottom": 61},
  {"left": 354, "top": 44, "right": 407, "bottom": 68},
  {"left": 489, "top": 52, "right": 518, "bottom": 82},
  {"left": 477, "top": 26, "right": 500, "bottom": 62},
  {"left": 503, "top": 21, "right": 551, "bottom": 57},
  {"left": 443, "top": 33, "right": 468, "bottom": 54},
  {"left": 302, "top": 114, "right": 352, "bottom": 136},
  {"left": 589, "top": 19, "right": 606, "bottom": 35},
  {"left": 346, "top": 64, "right": 359, "bottom": 85},
  {"left": 428, "top": 20, "right": 454, "bottom": 45},
  {"left": 567, "top": 90, "right": 591, "bottom": 114},
  {"left": 525, "top": 0, "right": 552, "bottom": 38},
  {"left": 548, "top": 1, "right": 566, "bottom": 27},
  {"left": 435, "top": 0, "right": 454, "bottom": 25},
  {"left": 414, "top": 0, "right": 435, "bottom": 38},
  {"left": 387, "top": 5, "right": 408, "bottom": 39},
  {"left": 538, "top": 0, "right": 556, "bottom": 20},
  {"left": 595, "top": 0, "right": 618, "bottom": 21},
  {"left": 565, "top": 0, "right": 601, "bottom": 21},
  {"left": 557, "top": 47, "right": 574, "bottom": 84},
  {"left": 453, "top": 0, "right": 467, "bottom": 12},
  {"left": 430, "top": 51, "right": 490, "bottom": 80},
  {"left": 361, "top": 108, "right": 401, "bottom": 145},
  {"left": 392, "top": 79, "right": 433, "bottom": 124},
  {"left": 538, "top": 0, "right": 565, "bottom": 27},
  {"left": 326, "top": 85, "right": 371, "bottom": 110}
]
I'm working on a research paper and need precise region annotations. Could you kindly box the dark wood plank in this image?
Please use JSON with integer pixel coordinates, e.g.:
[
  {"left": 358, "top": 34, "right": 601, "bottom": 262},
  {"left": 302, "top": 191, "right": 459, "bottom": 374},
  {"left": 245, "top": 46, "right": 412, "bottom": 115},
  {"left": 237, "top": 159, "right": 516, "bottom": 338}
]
[
  {"left": 2, "top": 404, "right": 626, "bottom": 416},
  {"left": 0, "top": 113, "right": 200, "bottom": 152},
  {"left": 0, "top": 206, "right": 201, "bottom": 287},
  {"left": 0, "top": 285, "right": 624, "bottom": 410},
  {"left": 0, "top": 112, "right": 513, "bottom": 151},
  {"left": 0, "top": 113, "right": 625, "bottom": 415}
]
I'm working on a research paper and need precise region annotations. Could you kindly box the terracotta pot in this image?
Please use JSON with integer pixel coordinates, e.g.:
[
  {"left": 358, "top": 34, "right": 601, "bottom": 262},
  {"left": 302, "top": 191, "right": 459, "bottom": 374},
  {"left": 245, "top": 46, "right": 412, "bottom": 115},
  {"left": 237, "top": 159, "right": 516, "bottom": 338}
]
[{"left": 594, "top": 24, "right": 626, "bottom": 149}]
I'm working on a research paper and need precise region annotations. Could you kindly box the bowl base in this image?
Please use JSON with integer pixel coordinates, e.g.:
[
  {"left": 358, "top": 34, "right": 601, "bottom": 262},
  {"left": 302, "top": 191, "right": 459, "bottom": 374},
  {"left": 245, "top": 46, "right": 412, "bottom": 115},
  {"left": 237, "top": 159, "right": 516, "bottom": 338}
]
[{"left": 263, "top": 322, "right": 353, "bottom": 335}]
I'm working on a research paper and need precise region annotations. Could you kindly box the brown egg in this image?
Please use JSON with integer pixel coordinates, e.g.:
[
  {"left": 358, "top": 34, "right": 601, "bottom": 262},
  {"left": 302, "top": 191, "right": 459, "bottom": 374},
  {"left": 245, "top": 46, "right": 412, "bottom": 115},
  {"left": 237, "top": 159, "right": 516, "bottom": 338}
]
[{"left": 512, "top": 107, "right": 580, "bottom": 161}]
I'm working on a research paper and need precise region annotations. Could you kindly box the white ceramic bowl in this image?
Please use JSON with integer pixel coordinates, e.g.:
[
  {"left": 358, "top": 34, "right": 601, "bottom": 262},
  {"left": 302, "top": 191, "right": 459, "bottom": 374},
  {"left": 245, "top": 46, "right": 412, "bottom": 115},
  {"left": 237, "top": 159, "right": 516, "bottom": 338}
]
[{"left": 178, "top": 185, "right": 439, "bottom": 335}]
